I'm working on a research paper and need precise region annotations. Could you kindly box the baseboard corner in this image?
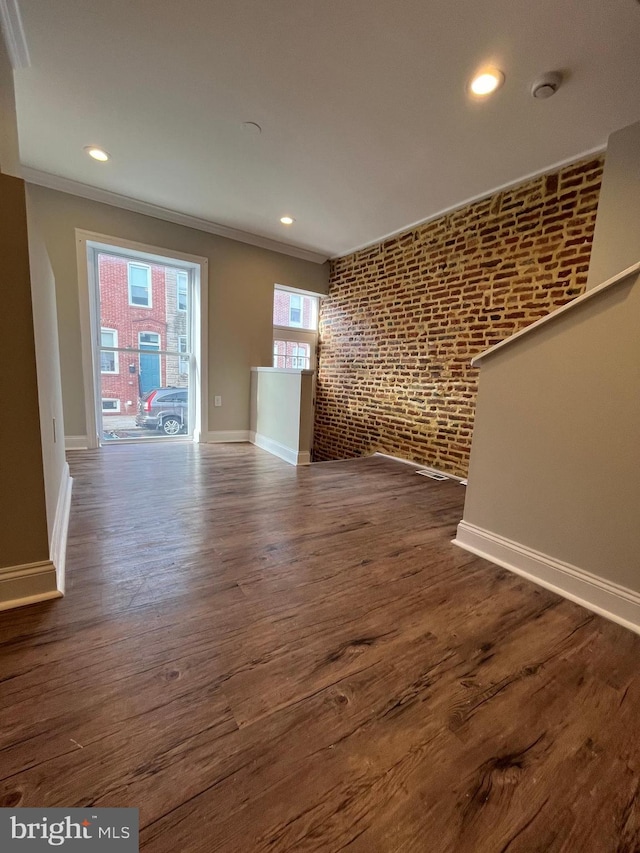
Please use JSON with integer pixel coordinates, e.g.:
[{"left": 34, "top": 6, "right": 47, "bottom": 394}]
[
  {"left": 0, "top": 560, "right": 62, "bottom": 611},
  {"left": 454, "top": 520, "right": 640, "bottom": 636},
  {"left": 65, "top": 435, "right": 89, "bottom": 450},
  {"left": 251, "top": 432, "right": 308, "bottom": 466}
]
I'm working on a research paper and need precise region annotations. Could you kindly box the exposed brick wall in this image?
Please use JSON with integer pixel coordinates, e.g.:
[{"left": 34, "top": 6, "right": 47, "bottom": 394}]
[{"left": 314, "top": 156, "right": 604, "bottom": 475}]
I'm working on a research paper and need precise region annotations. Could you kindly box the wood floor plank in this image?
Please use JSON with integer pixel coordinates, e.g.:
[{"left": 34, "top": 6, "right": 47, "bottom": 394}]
[{"left": 0, "top": 443, "right": 639, "bottom": 852}]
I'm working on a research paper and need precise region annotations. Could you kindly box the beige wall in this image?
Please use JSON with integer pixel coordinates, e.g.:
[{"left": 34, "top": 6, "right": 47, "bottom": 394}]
[
  {"left": 0, "top": 172, "right": 50, "bottom": 568},
  {"left": 26, "top": 191, "right": 67, "bottom": 542},
  {"left": 461, "top": 271, "right": 640, "bottom": 591},
  {"left": 0, "top": 37, "right": 20, "bottom": 176},
  {"left": 587, "top": 121, "right": 640, "bottom": 290},
  {"left": 26, "top": 185, "right": 329, "bottom": 439}
]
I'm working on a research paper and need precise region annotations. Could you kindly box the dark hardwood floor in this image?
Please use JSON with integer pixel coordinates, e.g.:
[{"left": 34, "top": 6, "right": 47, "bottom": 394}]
[{"left": 1, "top": 444, "right": 639, "bottom": 851}]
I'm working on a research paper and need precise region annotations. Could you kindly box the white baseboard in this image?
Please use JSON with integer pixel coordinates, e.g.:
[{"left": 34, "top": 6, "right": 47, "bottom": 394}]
[
  {"left": 250, "top": 431, "right": 310, "bottom": 466},
  {"left": 51, "top": 463, "right": 72, "bottom": 595},
  {"left": 453, "top": 521, "right": 640, "bottom": 636},
  {"left": 373, "top": 452, "right": 466, "bottom": 482},
  {"left": 65, "top": 435, "right": 89, "bottom": 450},
  {"left": 0, "top": 561, "right": 62, "bottom": 611},
  {"left": 206, "top": 430, "right": 250, "bottom": 443}
]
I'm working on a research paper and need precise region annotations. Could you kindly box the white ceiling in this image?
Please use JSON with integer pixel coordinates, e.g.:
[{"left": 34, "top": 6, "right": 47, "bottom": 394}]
[{"left": 9, "top": 0, "right": 640, "bottom": 261}]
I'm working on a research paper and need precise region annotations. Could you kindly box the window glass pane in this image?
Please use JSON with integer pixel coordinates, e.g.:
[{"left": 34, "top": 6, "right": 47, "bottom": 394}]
[
  {"left": 101, "top": 351, "right": 116, "bottom": 373},
  {"left": 177, "top": 272, "right": 188, "bottom": 311},
  {"left": 129, "top": 264, "right": 151, "bottom": 306},
  {"left": 178, "top": 335, "right": 189, "bottom": 374},
  {"left": 289, "top": 294, "right": 302, "bottom": 326},
  {"left": 273, "top": 289, "right": 318, "bottom": 330},
  {"left": 139, "top": 332, "right": 160, "bottom": 347},
  {"left": 272, "top": 339, "right": 310, "bottom": 369},
  {"left": 273, "top": 339, "right": 287, "bottom": 368},
  {"left": 100, "top": 328, "right": 118, "bottom": 373}
]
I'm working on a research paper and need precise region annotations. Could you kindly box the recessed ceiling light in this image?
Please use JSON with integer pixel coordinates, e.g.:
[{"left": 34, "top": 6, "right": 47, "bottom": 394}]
[
  {"left": 470, "top": 69, "right": 505, "bottom": 97},
  {"left": 280, "top": 216, "right": 294, "bottom": 225},
  {"left": 84, "top": 146, "right": 110, "bottom": 162}
]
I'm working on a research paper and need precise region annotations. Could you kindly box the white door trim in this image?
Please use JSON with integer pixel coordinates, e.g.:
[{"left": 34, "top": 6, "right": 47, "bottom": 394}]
[{"left": 75, "top": 230, "right": 209, "bottom": 447}]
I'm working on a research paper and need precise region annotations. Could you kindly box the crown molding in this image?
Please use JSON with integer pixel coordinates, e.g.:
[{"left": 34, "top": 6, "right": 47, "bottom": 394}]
[
  {"left": 21, "top": 166, "right": 329, "bottom": 264},
  {"left": 0, "top": 0, "right": 30, "bottom": 69}
]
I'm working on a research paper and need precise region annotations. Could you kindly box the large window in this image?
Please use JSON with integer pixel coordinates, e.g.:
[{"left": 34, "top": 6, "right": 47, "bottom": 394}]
[
  {"left": 128, "top": 263, "right": 152, "bottom": 307},
  {"left": 100, "top": 328, "right": 119, "bottom": 373},
  {"left": 273, "top": 286, "right": 319, "bottom": 370}
]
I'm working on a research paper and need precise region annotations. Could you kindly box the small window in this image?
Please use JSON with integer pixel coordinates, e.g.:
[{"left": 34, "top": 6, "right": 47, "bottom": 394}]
[
  {"left": 100, "top": 328, "right": 119, "bottom": 373},
  {"left": 273, "top": 288, "right": 318, "bottom": 330},
  {"left": 289, "top": 294, "right": 302, "bottom": 327},
  {"left": 102, "top": 398, "right": 120, "bottom": 412},
  {"left": 273, "top": 339, "right": 311, "bottom": 369},
  {"left": 177, "top": 271, "right": 188, "bottom": 312},
  {"left": 178, "top": 335, "right": 189, "bottom": 374},
  {"left": 128, "top": 263, "right": 152, "bottom": 307}
]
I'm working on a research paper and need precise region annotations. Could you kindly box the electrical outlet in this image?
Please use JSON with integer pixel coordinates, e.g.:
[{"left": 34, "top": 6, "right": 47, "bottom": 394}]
[{"left": 214, "top": 396, "right": 222, "bottom": 407}]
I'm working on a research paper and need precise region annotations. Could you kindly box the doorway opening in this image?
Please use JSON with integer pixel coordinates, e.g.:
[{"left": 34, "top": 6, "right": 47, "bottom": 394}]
[{"left": 77, "top": 232, "right": 208, "bottom": 447}]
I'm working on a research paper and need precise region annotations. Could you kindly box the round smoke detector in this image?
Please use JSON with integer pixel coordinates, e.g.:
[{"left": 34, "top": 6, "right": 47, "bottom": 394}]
[{"left": 531, "top": 71, "right": 563, "bottom": 99}]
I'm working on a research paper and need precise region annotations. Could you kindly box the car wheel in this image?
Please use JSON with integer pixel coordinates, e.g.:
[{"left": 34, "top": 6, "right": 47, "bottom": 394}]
[{"left": 162, "top": 417, "right": 182, "bottom": 436}]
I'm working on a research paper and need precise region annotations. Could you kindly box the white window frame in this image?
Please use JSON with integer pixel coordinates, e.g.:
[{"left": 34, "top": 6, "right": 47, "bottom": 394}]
[
  {"left": 101, "top": 398, "right": 121, "bottom": 413},
  {"left": 76, "top": 231, "right": 208, "bottom": 449},
  {"left": 177, "top": 271, "right": 188, "bottom": 312},
  {"left": 128, "top": 262, "right": 152, "bottom": 308},
  {"left": 100, "top": 328, "right": 119, "bottom": 374}
]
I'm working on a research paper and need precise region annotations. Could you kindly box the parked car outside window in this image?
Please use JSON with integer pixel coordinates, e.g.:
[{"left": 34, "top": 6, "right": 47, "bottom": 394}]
[{"left": 135, "top": 387, "right": 188, "bottom": 435}]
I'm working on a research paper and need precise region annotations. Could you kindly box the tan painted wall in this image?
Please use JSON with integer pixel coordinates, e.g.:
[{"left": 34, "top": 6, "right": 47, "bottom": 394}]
[
  {"left": 462, "top": 271, "right": 640, "bottom": 591},
  {"left": 0, "top": 37, "right": 20, "bottom": 177},
  {"left": 25, "top": 191, "right": 67, "bottom": 542},
  {"left": 0, "top": 172, "right": 50, "bottom": 568},
  {"left": 26, "top": 185, "right": 329, "bottom": 438},
  {"left": 587, "top": 121, "right": 640, "bottom": 290}
]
